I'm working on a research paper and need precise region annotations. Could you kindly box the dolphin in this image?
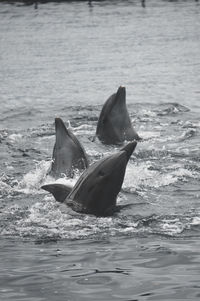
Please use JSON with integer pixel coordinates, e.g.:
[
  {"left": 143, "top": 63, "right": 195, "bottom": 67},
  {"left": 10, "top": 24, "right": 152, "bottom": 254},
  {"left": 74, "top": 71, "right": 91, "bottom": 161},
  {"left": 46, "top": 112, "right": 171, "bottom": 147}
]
[
  {"left": 42, "top": 141, "right": 137, "bottom": 216},
  {"left": 49, "top": 117, "right": 89, "bottom": 178},
  {"left": 96, "top": 86, "right": 141, "bottom": 145}
]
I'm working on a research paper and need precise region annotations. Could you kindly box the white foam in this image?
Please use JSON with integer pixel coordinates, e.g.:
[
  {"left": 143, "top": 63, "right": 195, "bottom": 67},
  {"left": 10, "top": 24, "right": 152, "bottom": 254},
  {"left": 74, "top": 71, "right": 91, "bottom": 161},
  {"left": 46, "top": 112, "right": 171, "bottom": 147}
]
[
  {"left": 16, "top": 159, "right": 82, "bottom": 195},
  {"left": 0, "top": 180, "right": 10, "bottom": 191},
  {"left": 8, "top": 133, "right": 23, "bottom": 143},
  {"left": 172, "top": 168, "right": 199, "bottom": 180},
  {"left": 191, "top": 217, "right": 200, "bottom": 226},
  {"left": 140, "top": 109, "right": 157, "bottom": 118},
  {"left": 161, "top": 220, "right": 185, "bottom": 235},
  {"left": 16, "top": 160, "right": 51, "bottom": 193},
  {"left": 44, "top": 176, "right": 77, "bottom": 188},
  {"left": 71, "top": 124, "right": 95, "bottom": 136},
  {"left": 139, "top": 131, "right": 161, "bottom": 140},
  {"left": 123, "top": 162, "right": 177, "bottom": 190}
]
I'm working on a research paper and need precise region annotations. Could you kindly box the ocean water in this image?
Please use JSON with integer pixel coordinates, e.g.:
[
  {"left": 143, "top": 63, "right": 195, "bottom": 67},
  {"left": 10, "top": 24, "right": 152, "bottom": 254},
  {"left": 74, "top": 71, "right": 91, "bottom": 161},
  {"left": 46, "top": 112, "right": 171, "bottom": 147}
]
[{"left": 0, "top": 0, "right": 200, "bottom": 300}]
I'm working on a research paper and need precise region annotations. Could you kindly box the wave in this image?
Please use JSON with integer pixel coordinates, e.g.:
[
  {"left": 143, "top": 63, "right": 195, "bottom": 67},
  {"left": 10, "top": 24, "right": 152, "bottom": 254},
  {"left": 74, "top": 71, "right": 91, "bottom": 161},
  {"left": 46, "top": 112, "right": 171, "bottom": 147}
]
[
  {"left": 0, "top": 100, "right": 199, "bottom": 242},
  {"left": 1, "top": 197, "right": 199, "bottom": 241},
  {"left": 156, "top": 103, "right": 190, "bottom": 116}
]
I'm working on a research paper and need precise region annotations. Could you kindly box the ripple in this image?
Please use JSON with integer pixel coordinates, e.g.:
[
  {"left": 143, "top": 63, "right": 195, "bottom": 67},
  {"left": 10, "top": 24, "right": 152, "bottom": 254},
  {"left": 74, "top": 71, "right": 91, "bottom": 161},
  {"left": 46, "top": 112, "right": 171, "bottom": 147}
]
[{"left": 157, "top": 103, "right": 190, "bottom": 116}]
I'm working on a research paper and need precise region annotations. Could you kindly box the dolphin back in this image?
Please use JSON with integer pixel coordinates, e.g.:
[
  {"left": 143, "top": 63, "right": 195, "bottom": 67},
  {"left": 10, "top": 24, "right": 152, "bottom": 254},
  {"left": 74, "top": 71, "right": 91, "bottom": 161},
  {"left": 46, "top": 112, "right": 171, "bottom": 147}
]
[
  {"left": 96, "top": 87, "right": 141, "bottom": 144},
  {"left": 50, "top": 118, "right": 89, "bottom": 178}
]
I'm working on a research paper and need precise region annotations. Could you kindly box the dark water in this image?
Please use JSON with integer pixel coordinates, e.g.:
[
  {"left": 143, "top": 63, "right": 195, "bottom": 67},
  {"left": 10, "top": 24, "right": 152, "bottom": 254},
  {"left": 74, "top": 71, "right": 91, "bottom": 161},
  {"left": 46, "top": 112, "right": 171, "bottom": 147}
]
[{"left": 0, "top": 0, "right": 200, "bottom": 300}]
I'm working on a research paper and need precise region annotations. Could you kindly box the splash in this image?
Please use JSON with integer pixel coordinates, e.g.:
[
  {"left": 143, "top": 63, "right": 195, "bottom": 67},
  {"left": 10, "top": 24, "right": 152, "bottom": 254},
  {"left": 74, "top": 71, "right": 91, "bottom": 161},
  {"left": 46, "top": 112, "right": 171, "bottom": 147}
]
[
  {"left": 172, "top": 167, "right": 199, "bottom": 181},
  {"left": 157, "top": 103, "right": 190, "bottom": 116},
  {"left": 179, "top": 129, "right": 197, "bottom": 141},
  {"left": 0, "top": 195, "right": 198, "bottom": 241},
  {"left": 161, "top": 219, "right": 185, "bottom": 236},
  {"left": 16, "top": 160, "right": 52, "bottom": 194},
  {"left": 123, "top": 162, "right": 177, "bottom": 192},
  {"left": 72, "top": 124, "right": 95, "bottom": 136},
  {"left": 191, "top": 217, "right": 200, "bottom": 226},
  {"left": 15, "top": 160, "right": 80, "bottom": 195},
  {"left": 0, "top": 178, "right": 11, "bottom": 197},
  {"left": 7, "top": 133, "right": 23, "bottom": 143}
]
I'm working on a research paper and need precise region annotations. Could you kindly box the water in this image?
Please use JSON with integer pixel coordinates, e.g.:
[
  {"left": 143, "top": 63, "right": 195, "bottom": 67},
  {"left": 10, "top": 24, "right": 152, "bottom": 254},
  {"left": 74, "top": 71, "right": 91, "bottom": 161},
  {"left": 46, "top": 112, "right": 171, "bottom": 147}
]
[{"left": 0, "top": 0, "right": 200, "bottom": 300}]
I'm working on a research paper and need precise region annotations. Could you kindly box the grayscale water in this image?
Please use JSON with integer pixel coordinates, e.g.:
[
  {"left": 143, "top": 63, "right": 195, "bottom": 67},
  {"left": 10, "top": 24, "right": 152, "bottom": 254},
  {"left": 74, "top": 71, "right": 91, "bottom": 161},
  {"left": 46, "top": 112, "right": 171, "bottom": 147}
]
[{"left": 0, "top": 0, "right": 200, "bottom": 300}]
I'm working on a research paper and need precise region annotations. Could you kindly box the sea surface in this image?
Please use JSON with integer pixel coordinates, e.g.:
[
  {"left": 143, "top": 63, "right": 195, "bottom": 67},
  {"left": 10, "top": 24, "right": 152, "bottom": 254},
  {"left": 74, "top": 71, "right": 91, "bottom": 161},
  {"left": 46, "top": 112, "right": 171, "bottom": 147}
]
[{"left": 0, "top": 0, "right": 200, "bottom": 300}]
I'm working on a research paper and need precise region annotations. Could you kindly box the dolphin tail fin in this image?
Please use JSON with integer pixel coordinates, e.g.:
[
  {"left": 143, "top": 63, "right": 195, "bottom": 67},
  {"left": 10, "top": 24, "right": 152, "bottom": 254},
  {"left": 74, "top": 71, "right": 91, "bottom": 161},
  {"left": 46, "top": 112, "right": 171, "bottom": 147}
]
[{"left": 41, "top": 183, "right": 72, "bottom": 203}]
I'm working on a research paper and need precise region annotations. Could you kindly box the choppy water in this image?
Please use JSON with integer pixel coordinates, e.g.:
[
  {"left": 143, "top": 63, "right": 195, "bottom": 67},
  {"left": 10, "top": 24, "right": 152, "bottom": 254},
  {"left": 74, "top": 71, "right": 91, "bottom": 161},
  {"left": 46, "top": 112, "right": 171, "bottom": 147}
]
[{"left": 0, "top": 0, "right": 200, "bottom": 300}]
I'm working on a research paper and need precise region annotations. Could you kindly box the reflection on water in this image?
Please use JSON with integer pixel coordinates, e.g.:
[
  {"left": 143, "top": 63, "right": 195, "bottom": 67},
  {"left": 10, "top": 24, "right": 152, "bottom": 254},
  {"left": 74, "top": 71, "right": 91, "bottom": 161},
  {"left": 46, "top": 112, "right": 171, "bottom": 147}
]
[
  {"left": 0, "top": 0, "right": 200, "bottom": 300},
  {"left": 0, "top": 237, "right": 200, "bottom": 300},
  {"left": 0, "top": 0, "right": 199, "bottom": 126}
]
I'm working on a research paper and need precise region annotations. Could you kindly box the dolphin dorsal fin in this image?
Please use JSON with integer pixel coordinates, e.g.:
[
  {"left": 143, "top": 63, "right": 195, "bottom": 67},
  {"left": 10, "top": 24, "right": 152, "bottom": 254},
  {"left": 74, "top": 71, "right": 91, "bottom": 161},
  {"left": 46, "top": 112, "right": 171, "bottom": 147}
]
[{"left": 41, "top": 183, "right": 72, "bottom": 203}]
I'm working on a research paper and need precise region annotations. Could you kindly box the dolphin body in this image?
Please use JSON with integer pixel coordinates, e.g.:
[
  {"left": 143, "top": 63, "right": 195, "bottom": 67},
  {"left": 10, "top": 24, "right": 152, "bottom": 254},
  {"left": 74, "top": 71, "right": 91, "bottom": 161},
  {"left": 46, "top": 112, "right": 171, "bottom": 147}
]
[
  {"left": 42, "top": 141, "right": 137, "bottom": 216},
  {"left": 49, "top": 118, "right": 89, "bottom": 178},
  {"left": 96, "top": 86, "right": 141, "bottom": 145}
]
